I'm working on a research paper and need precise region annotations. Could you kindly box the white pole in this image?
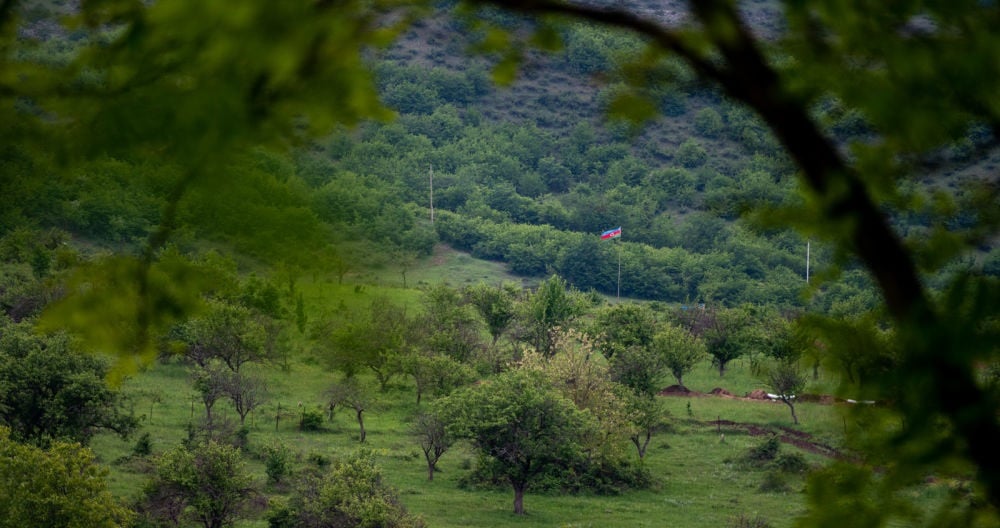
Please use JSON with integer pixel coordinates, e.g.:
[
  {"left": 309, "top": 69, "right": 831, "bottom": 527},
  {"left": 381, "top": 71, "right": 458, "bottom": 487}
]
[
  {"left": 806, "top": 239, "right": 810, "bottom": 284},
  {"left": 617, "top": 238, "right": 621, "bottom": 300}
]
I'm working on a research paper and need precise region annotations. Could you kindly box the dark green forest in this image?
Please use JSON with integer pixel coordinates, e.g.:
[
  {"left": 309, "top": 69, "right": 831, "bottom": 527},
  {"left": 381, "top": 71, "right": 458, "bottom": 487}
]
[{"left": 1, "top": 1, "right": 999, "bottom": 527}]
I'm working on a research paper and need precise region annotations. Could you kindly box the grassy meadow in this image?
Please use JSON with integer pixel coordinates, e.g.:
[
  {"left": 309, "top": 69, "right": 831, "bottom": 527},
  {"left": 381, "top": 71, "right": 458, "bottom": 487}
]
[{"left": 90, "top": 249, "right": 866, "bottom": 528}]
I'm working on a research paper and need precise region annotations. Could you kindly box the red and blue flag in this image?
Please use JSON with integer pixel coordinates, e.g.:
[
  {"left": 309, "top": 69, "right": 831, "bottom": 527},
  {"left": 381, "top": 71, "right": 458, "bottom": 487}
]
[{"left": 600, "top": 227, "right": 622, "bottom": 240}]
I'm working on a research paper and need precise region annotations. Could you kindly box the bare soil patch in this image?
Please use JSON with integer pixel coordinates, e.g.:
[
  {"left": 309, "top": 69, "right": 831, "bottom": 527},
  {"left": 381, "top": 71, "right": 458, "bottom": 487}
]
[{"left": 703, "top": 419, "right": 850, "bottom": 460}]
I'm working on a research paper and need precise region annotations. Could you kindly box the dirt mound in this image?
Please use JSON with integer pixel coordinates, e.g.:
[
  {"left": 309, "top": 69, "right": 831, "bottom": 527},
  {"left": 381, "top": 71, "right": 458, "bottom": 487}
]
[
  {"left": 709, "top": 387, "right": 734, "bottom": 397},
  {"left": 747, "top": 389, "right": 770, "bottom": 400},
  {"left": 658, "top": 385, "right": 692, "bottom": 395}
]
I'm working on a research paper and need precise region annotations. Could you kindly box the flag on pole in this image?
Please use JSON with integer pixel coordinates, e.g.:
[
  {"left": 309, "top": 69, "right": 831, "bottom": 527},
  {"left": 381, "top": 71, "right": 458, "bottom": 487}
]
[{"left": 600, "top": 227, "right": 622, "bottom": 240}]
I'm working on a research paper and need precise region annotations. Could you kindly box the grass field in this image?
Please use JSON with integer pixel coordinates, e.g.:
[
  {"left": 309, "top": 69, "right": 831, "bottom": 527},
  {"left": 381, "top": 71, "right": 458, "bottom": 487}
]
[
  {"left": 89, "top": 247, "right": 865, "bottom": 528},
  {"left": 94, "top": 355, "right": 849, "bottom": 528}
]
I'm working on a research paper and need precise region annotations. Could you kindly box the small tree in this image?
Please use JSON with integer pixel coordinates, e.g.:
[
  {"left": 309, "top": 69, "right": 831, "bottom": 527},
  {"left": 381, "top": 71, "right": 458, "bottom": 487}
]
[
  {"left": 272, "top": 450, "right": 424, "bottom": 528},
  {"left": 326, "top": 378, "right": 372, "bottom": 443},
  {"left": 324, "top": 297, "right": 409, "bottom": 391},
  {"left": 590, "top": 303, "right": 657, "bottom": 359},
  {"left": 411, "top": 412, "right": 452, "bottom": 481},
  {"left": 608, "top": 345, "right": 666, "bottom": 397},
  {"left": 677, "top": 305, "right": 751, "bottom": 377},
  {"left": 520, "top": 275, "right": 587, "bottom": 357},
  {"left": 0, "top": 426, "right": 134, "bottom": 528},
  {"left": 225, "top": 369, "right": 268, "bottom": 426},
  {"left": 400, "top": 350, "right": 475, "bottom": 405},
  {"left": 192, "top": 362, "right": 229, "bottom": 424},
  {"left": 436, "top": 370, "right": 594, "bottom": 515},
  {"left": 623, "top": 392, "right": 669, "bottom": 460},
  {"left": 179, "top": 300, "right": 266, "bottom": 373},
  {"left": 764, "top": 360, "right": 808, "bottom": 425},
  {"left": 652, "top": 323, "right": 707, "bottom": 387},
  {"left": 465, "top": 282, "right": 518, "bottom": 347},
  {"left": 142, "top": 440, "right": 256, "bottom": 528}
]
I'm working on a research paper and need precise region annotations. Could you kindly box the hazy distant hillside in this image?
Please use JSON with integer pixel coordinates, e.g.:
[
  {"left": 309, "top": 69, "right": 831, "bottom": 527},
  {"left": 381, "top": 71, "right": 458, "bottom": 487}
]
[{"left": 7, "top": 0, "right": 997, "bottom": 311}]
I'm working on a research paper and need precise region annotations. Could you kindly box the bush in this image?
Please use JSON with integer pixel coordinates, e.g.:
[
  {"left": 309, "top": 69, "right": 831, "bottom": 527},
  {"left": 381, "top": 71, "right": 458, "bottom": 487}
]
[
  {"left": 694, "top": 107, "right": 724, "bottom": 137},
  {"left": 729, "top": 512, "right": 772, "bottom": 528},
  {"left": 675, "top": 139, "right": 707, "bottom": 168},
  {"left": 758, "top": 471, "right": 791, "bottom": 493},
  {"left": 299, "top": 409, "right": 324, "bottom": 431},
  {"left": 132, "top": 432, "right": 153, "bottom": 457},
  {"left": 745, "top": 436, "right": 781, "bottom": 465},
  {"left": 773, "top": 452, "right": 809, "bottom": 474},
  {"left": 263, "top": 443, "right": 292, "bottom": 485}
]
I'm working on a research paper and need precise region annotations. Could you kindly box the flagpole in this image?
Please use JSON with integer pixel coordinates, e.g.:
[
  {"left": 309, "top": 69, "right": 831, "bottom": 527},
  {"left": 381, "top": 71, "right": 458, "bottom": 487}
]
[
  {"left": 617, "top": 237, "right": 621, "bottom": 300},
  {"left": 600, "top": 227, "right": 622, "bottom": 299}
]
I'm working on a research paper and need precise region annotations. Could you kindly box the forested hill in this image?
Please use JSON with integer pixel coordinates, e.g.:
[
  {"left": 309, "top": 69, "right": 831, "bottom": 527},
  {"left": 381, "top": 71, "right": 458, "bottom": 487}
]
[
  {"left": 293, "top": 4, "right": 997, "bottom": 311},
  {"left": 3, "top": 1, "right": 998, "bottom": 315}
]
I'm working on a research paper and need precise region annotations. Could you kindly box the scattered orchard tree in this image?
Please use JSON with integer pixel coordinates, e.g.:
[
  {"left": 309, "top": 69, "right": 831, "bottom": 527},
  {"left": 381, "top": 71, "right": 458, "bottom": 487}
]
[
  {"left": 608, "top": 345, "right": 666, "bottom": 397},
  {"left": 652, "top": 323, "right": 707, "bottom": 388},
  {"left": 0, "top": 320, "right": 136, "bottom": 446},
  {"left": 465, "top": 281, "right": 519, "bottom": 348},
  {"left": 141, "top": 440, "right": 256, "bottom": 528},
  {"left": 324, "top": 297, "right": 409, "bottom": 391},
  {"left": 622, "top": 392, "right": 670, "bottom": 460},
  {"left": 590, "top": 302, "right": 657, "bottom": 359},
  {"left": 763, "top": 360, "right": 808, "bottom": 425},
  {"left": 0, "top": 426, "right": 134, "bottom": 528},
  {"left": 178, "top": 300, "right": 266, "bottom": 373},
  {"left": 400, "top": 350, "right": 475, "bottom": 405},
  {"left": 436, "top": 370, "right": 594, "bottom": 515},
  {"left": 326, "top": 378, "right": 374, "bottom": 443},
  {"left": 269, "top": 450, "right": 424, "bottom": 528},
  {"left": 414, "top": 284, "right": 482, "bottom": 364},
  {"left": 520, "top": 275, "right": 587, "bottom": 357},
  {"left": 192, "top": 361, "right": 230, "bottom": 425},
  {"left": 411, "top": 412, "right": 453, "bottom": 481},
  {"left": 225, "top": 369, "right": 268, "bottom": 426}
]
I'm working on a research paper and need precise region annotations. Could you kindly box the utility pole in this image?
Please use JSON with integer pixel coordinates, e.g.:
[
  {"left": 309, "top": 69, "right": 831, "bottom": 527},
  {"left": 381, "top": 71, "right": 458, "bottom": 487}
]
[
  {"left": 806, "top": 239, "right": 810, "bottom": 284},
  {"left": 429, "top": 164, "right": 434, "bottom": 224}
]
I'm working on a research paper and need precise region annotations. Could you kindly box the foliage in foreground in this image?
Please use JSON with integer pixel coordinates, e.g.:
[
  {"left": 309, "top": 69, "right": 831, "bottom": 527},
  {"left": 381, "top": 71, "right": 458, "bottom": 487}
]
[{"left": 0, "top": 426, "right": 134, "bottom": 528}]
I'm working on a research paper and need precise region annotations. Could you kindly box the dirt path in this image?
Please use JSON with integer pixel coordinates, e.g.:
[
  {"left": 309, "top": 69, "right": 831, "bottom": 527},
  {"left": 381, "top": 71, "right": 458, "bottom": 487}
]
[
  {"left": 699, "top": 419, "right": 850, "bottom": 460},
  {"left": 658, "top": 385, "right": 853, "bottom": 460}
]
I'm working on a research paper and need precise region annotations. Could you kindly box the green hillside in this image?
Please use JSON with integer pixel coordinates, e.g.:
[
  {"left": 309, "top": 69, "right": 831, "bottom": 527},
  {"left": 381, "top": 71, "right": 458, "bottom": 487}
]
[{"left": 1, "top": 2, "right": 998, "bottom": 528}]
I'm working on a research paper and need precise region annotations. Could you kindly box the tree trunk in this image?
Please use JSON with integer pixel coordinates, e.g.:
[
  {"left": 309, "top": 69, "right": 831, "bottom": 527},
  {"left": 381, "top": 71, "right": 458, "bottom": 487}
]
[
  {"left": 356, "top": 408, "right": 366, "bottom": 443},
  {"left": 427, "top": 460, "right": 435, "bottom": 481},
  {"left": 783, "top": 398, "right": 799, "bottom": 425},
  {"left": 631, "top": 431, "right": 652, "bottom": 459},
  {"left": 512, "top": 483, "right": 526, "bottom": 515}
]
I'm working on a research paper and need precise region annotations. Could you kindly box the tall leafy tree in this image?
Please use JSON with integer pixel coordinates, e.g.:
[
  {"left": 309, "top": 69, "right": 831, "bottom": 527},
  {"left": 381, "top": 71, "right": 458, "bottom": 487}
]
[
  {"left": 0, "top": 319, "right": 136, "bottom": 446},
  {"left": 590, "top": 302, "right": 657, "bottom": 359},
  {"left": 436, "top": 370, "right": 594, "bottom": 515},
  {"left": 520, "top": 275, "right": 587, "bottom": 356},
  {"left": 322, "top": 297, "right": 410, "bottom": 391}
]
